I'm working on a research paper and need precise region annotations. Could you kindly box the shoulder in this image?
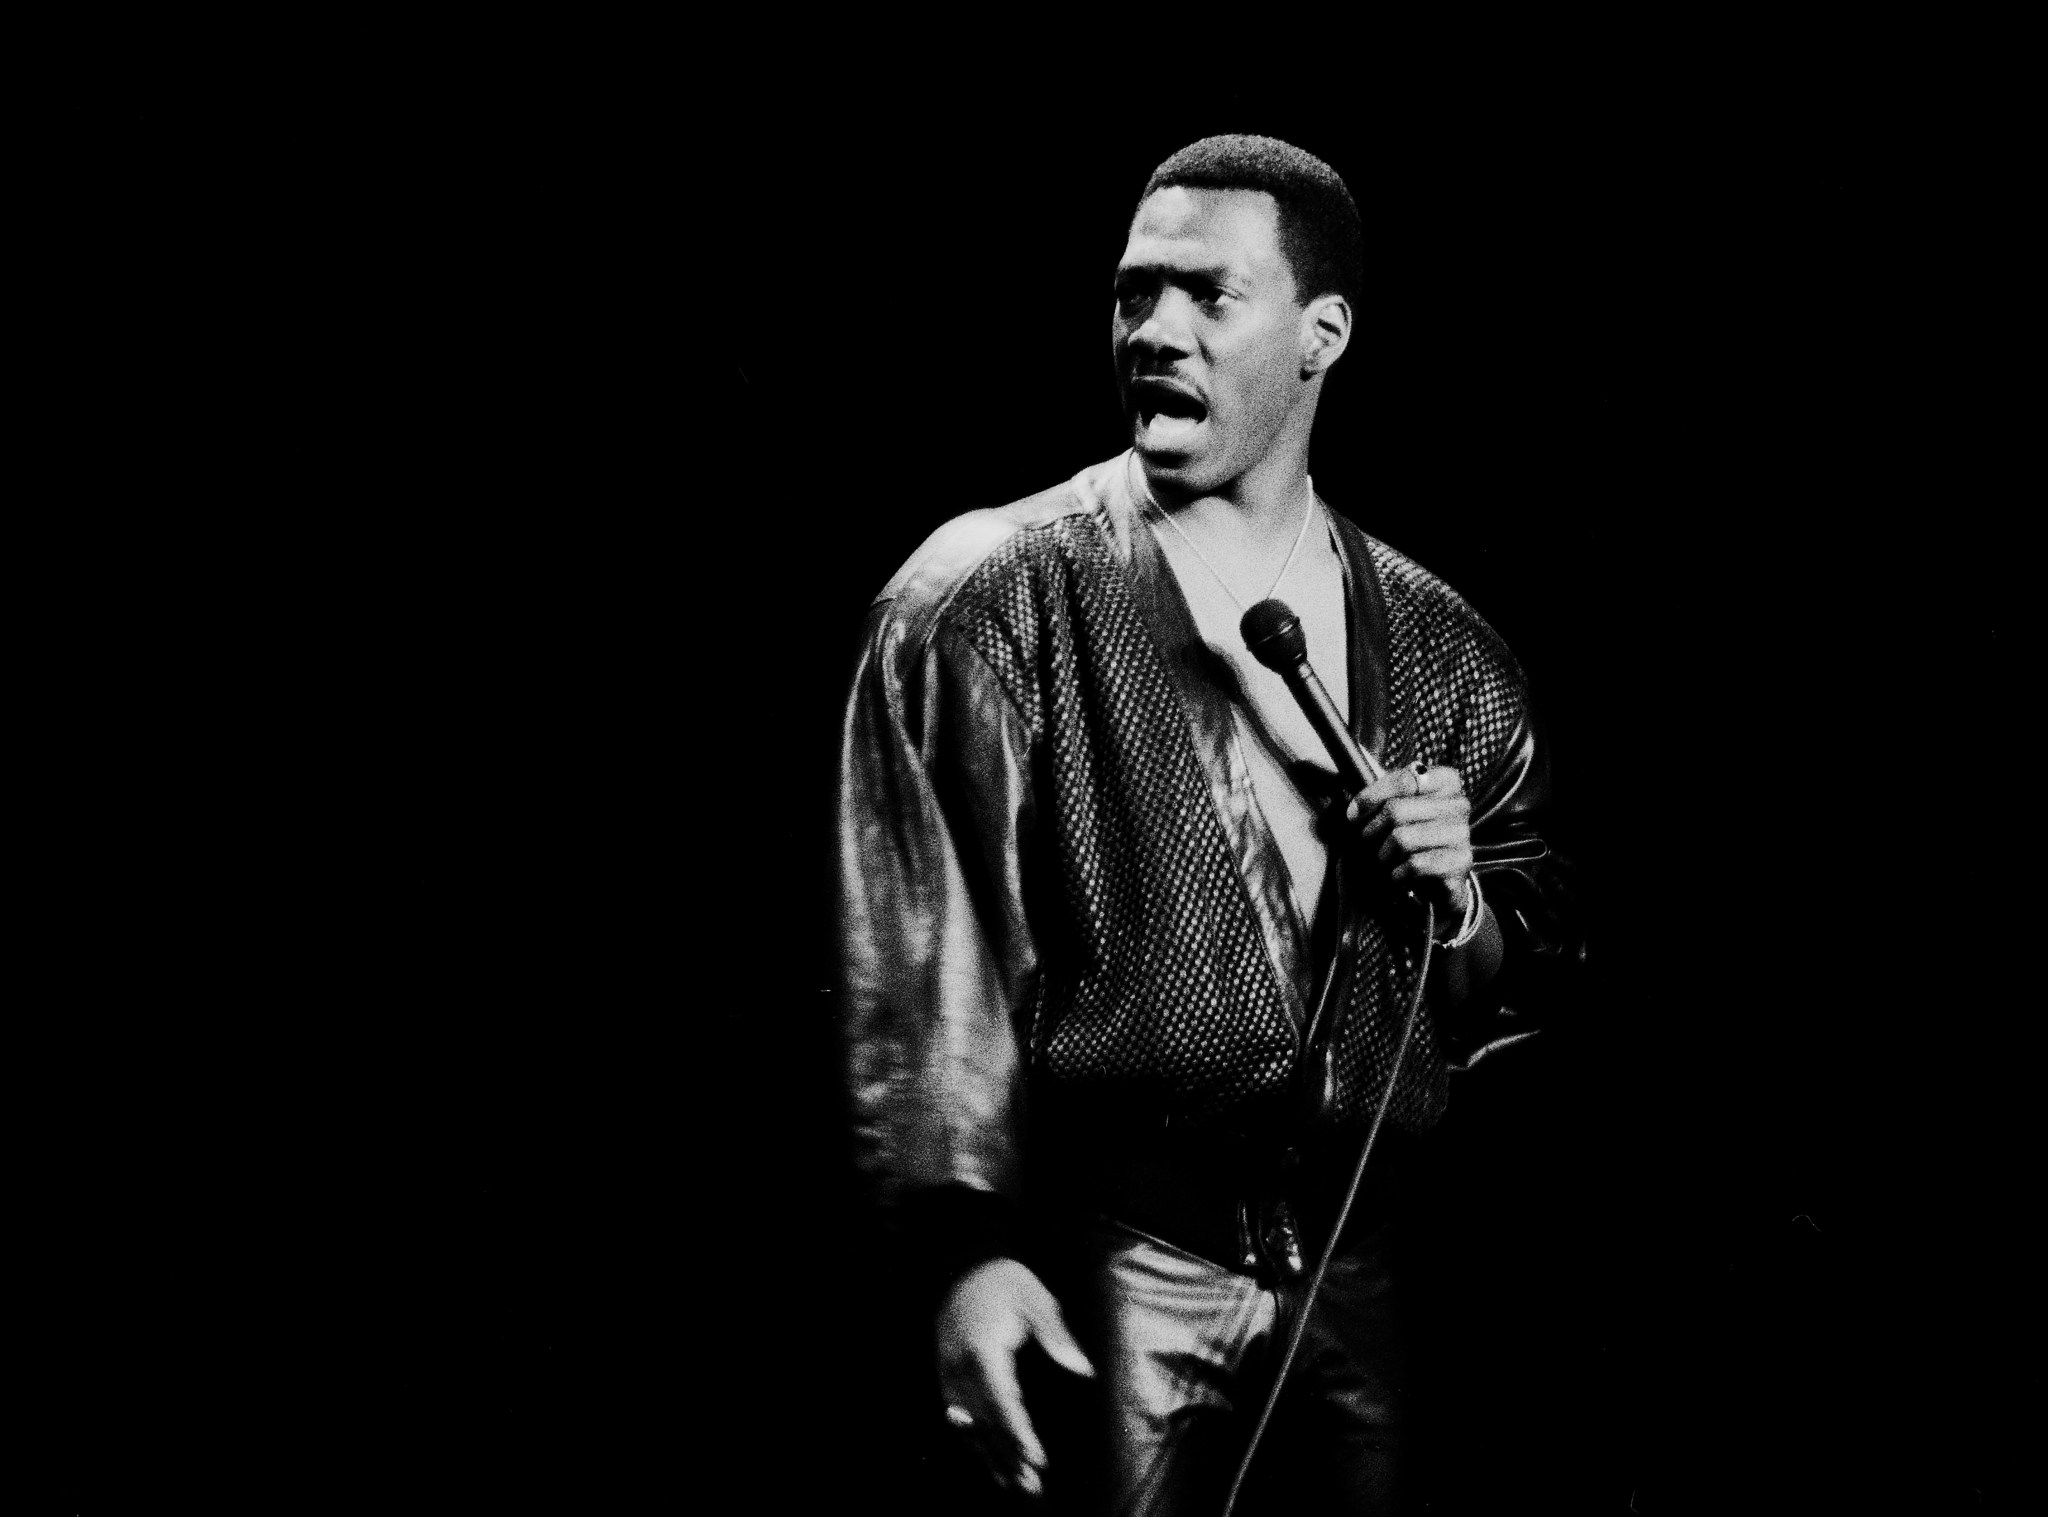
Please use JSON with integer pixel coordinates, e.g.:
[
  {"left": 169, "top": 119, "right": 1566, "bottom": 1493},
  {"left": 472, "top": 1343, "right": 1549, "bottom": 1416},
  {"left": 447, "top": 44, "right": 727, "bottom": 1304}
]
[
  {"left": 1330, "top": 509, "right": 1526, "bottom": 693},
  {"left": 867, "top": 460, "right": 1124, "bottom": 650}
]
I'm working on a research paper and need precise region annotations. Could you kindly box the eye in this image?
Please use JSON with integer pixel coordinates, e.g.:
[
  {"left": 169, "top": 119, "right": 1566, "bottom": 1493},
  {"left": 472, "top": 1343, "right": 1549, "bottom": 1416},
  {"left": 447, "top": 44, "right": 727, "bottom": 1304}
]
[{"left": 1113, "top": 276, "right": 1153, "bottom": 314}]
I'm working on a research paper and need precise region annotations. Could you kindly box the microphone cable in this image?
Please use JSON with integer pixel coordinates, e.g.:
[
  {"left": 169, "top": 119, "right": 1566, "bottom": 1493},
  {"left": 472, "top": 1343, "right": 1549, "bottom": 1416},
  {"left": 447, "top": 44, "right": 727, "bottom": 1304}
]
[{"left": 1217, "top": 904, "right": 1436, "bottom": 1517}]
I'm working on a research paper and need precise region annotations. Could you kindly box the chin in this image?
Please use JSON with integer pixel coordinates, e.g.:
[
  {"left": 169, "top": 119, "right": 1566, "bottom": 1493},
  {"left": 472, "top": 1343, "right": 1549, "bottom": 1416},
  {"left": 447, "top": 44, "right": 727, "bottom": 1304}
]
[
  {"left": 1131, "top": 424, "right": 1199, "bottom": 471},
  {"left": 1132, "top": 441, "right": 1221, "bottom": 498}
]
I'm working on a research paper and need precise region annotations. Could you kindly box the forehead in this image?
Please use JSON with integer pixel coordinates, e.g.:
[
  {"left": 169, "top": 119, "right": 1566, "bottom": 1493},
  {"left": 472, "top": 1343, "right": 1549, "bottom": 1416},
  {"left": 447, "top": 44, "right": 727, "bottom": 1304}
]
[{"left": 1118, "top": 186, "right": 1290, "bottom": 285}]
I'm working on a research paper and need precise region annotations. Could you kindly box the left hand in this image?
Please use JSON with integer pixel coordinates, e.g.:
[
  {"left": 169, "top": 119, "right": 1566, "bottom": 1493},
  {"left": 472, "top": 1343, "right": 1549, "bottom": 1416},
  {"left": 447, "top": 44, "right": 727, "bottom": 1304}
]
[{"left": 1343, "top": 764, "right": 1473, "bottom": 919}]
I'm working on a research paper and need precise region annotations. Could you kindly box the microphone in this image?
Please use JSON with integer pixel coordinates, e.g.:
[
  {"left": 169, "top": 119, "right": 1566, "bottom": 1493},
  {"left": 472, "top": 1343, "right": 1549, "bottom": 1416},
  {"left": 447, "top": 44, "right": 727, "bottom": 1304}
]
[{"left": 1239, "top": 598, "right": 1385, "bottom": 794}]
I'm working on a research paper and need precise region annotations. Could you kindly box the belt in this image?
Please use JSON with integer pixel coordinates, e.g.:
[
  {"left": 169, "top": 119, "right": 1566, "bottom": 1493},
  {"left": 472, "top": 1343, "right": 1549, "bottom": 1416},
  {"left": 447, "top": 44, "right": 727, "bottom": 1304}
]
[{"left": 1035, "top": 1125, "right": 1411, "bottom": 1284}]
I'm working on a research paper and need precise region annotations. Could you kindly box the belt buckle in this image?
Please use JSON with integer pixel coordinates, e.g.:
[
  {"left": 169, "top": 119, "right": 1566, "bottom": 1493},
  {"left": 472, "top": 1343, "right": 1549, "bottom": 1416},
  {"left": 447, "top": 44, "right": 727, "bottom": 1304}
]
[{"left": 1234, "top": 1195, "right": 1307, "bottom": 1281}]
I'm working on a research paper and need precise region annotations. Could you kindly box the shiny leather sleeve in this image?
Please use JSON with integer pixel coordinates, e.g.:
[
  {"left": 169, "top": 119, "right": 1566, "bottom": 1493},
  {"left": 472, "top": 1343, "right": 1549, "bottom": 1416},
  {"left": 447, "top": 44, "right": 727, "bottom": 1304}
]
[
  {"left": 837, "top": 597, "right": 1042, "bottom": 1209},
  {"left": 1438, "top": 704, "right": 1586, "bottom": 1069}
]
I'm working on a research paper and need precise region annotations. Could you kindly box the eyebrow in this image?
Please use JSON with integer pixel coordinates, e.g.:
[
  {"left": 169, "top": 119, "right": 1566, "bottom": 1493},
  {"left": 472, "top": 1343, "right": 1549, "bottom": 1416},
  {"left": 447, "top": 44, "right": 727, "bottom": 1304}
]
[{"left": 1114, "top": 259, "right": 1240, "bottom": 286}]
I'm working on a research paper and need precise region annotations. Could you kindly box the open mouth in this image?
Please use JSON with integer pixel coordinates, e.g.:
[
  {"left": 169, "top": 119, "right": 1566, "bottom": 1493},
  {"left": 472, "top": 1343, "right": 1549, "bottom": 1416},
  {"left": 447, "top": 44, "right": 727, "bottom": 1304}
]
[
  {"left": 1132, "top": 379, "right": 1207, "bottom": 424},
  {"left": 1131, "top": 379, "right": 1207, "bottom": 448}
]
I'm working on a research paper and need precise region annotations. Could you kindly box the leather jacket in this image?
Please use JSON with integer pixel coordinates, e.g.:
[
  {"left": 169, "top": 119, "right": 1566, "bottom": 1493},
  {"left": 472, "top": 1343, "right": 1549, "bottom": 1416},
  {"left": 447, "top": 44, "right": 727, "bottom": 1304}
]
[{"left": 837, "top": 456, "right": 1582, "bottom": 1232}]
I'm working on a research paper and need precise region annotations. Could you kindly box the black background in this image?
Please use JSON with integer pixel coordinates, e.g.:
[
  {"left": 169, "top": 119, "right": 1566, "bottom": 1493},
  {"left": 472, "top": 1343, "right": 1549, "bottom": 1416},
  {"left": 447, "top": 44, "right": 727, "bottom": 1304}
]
[{"left": 45, "top": 40, "right": 2033, "bottom": 1514}]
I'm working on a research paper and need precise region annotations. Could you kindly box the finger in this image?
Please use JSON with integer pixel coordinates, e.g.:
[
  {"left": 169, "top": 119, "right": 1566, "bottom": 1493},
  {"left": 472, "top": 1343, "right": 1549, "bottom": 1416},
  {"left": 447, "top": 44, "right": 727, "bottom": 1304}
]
[
  {"left": 1024, "top": 1293, "right": 1096, "bottom": 1379},
  {"left": 980, "top": 1347, "right": 1047, "bottom": 1472},
  {"left": 1377, "top": 818, "right": 1472, "bottom": 866},
  {"left": 1413, "top": 764, "right": 1465, "bottom": 798},
  {"left": 1368, "top": 766, "right": 1411, "bottom": 802},
  {"left": 1346, "top": 793, "right": 1390, "bottom": 843},
  {"left": 938, "top": 1382, "right": 994, "bottom": 1444},
  {"left": 938, "top": 1389, "right": 1006, "bottom": 1485},
  {"left": 1391, "top": 847, "right": 1475, "bottom": 889},
  {"left": 1389, "top": 836, "right": 1474, "bottom": 872},
  {"left": 1395, "top": 790, "right": 1469, "bottom": 819},
  {"left": 1353, "top": 768, "right": 1409, "bottom": 812},
  {"left": 946, "top": 1393, "right": 1025, "bottom": 1492},
  {"left": 1349, "top": 794, "right": 1468, "bottom": 855},
  {"left": 1354, "top": 790, "right": 1467, "bottom": 832},
  {"left": 1347, "top": 790, "right": 1416, "bottom": 842},
  {"left": 982, "top": 1432, "right": 1025, "bottom": 1493}
]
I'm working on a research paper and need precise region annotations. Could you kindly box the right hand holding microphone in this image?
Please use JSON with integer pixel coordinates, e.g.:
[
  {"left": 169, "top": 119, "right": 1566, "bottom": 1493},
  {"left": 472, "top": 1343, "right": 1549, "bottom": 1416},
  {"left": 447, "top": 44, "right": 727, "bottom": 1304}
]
[{"left": 1343, "top": 761, "right": 1475, "bottom": 920}]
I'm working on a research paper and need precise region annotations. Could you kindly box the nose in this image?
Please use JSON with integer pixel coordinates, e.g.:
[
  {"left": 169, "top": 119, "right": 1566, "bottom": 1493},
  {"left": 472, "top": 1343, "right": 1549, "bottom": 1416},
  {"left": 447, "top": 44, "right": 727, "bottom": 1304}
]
[{"left": 1124, "top": 290, "right": 1194, "bottom": 365}]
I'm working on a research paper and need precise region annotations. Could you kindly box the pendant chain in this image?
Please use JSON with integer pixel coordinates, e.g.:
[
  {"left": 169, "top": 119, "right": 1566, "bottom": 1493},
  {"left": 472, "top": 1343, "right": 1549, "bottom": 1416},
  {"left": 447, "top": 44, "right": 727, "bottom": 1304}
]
[{"left": 1126, "top": 451, "right": 1319, "bottom": 612}]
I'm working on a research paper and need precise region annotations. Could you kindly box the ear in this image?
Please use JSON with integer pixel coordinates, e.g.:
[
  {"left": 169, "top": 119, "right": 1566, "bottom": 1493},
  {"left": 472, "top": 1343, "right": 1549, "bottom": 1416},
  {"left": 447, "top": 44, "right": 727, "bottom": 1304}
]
[{"left": 1299, "top": 294, "right": 1352, "bottom": 378}]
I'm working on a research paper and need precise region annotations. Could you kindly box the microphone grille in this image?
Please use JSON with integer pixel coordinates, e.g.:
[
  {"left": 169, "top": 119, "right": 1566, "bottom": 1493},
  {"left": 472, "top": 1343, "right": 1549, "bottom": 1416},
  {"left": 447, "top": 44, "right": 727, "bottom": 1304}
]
[{"left": 1240, "top": 599, "right": 1306, "bottom": 671}]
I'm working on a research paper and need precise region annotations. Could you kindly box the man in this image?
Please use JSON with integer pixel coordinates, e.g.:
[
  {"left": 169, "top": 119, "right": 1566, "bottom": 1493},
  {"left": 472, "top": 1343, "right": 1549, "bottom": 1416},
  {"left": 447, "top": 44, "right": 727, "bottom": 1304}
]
[{"left": 838, "top": 135, "right": 1581, "bottom": 1513}]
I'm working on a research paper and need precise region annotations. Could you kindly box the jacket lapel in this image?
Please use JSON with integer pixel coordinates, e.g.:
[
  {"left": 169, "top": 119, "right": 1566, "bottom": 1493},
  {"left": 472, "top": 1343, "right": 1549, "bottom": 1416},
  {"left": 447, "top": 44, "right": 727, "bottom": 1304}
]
[
  {"left": 1096, "top": 456, "right": 1313, "bottom": 1030},
  {"left": 1327, "top": 506, "right": 1390, "bottom": 767}
]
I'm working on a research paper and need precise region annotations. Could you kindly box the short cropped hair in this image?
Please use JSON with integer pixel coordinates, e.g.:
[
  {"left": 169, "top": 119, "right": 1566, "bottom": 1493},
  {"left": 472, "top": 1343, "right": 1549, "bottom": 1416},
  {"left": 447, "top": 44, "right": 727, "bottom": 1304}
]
[{"left": 1141, "top": 134, "right": 1363, "bottom": 312}]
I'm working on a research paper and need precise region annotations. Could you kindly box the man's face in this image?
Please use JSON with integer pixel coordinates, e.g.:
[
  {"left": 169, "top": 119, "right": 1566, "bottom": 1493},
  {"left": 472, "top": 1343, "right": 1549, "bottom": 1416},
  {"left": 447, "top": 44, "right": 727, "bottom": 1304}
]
[{"left": 1112, "top": 186, "right": 1308, "bottom": 496}]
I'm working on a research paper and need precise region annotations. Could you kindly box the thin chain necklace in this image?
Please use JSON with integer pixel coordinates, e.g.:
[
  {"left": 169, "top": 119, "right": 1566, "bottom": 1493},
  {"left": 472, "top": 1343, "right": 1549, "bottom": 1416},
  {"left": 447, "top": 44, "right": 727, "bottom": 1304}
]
[{"left": 1126, "top": 450, "right": 1319, "bottom": 612}]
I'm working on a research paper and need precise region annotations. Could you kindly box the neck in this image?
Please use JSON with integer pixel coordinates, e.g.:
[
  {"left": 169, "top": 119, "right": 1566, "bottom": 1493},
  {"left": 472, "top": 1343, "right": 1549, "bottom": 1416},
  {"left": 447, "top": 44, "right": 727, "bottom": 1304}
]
[
  {"left": 1137, "top": 393, "right": 1320, "bottom": 536},
  {"left": 1136, "top": 441, "right": 1314, "bottom": 548}
]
